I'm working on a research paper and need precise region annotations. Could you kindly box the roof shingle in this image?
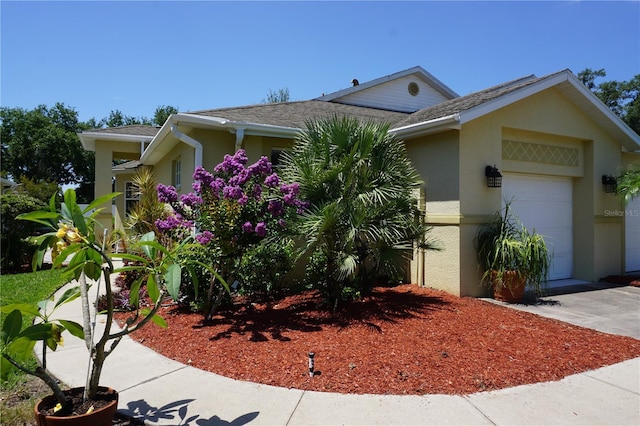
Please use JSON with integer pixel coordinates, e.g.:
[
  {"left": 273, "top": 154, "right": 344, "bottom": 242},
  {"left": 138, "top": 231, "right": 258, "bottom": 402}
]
[
  {"left": 189, "top": 100, "right": 410, "bottom": 129},
  {"left": 394, "top": 72, "right": 567, "bottom": 128}
]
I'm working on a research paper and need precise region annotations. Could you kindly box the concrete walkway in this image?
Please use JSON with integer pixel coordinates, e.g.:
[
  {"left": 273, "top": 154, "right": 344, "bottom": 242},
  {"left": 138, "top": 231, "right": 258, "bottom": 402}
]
[{"left": 39, "top": 275, "right": 640, "bottom": 425}]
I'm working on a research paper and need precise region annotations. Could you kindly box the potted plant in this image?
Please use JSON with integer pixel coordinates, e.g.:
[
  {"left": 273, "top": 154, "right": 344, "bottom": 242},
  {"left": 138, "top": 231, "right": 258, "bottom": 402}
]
[
  {"left": 475, "top": 203, "right": 551, "bottom": 302},
  {"left": 1, "top": 189, "right": 206, "bottom": 424}
]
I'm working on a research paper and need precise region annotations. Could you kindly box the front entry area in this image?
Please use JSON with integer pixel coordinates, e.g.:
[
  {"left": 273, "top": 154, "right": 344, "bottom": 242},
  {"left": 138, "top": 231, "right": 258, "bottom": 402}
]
[{"left": 502, "top": 174, "right": 573, "bottom": 286}]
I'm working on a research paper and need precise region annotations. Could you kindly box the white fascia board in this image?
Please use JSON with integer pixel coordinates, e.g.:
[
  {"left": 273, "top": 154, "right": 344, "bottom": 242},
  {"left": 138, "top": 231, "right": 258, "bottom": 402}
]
[
  {"left": 77, "top": 131, "right": 155, "bottom": 151},
  {"left": 390, "top": 114, "right": 461, "bottom": 139},
  {"left": 239, "top": 122, "right": 301, "bottom": 138},
  {"left": 172, "top": 113, "right": 299, "bottom": 138}
]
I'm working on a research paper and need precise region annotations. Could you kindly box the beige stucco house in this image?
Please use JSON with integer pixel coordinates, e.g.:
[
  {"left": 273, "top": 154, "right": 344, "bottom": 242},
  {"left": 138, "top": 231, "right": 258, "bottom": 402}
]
[{"left": 79, "top": 66, "right": 640, "bottom": 297}]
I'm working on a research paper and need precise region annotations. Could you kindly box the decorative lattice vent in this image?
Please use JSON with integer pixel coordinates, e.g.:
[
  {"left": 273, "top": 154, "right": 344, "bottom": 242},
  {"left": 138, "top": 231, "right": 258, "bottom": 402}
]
[{"left": 502, "top": 140, "right": 579, "bottom": 166}]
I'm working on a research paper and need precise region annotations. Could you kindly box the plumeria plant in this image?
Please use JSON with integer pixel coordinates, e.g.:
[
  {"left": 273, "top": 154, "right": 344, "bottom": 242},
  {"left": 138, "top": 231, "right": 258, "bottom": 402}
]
[
  {"left": 156, "top": 149, "right": 307, "bottom": 319},
  {"left": 1, "top": 189, "right": 190, "bottom": 416}
]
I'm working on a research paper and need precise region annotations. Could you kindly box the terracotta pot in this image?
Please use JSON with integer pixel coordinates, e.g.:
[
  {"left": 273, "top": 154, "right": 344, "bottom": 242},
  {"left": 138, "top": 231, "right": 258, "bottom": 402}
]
[
  {"left": 34, "top": 387, "right": 118, "bottom": 426},
  {"left": 492, "top": 271, "right": 526, "bottom": 303}
]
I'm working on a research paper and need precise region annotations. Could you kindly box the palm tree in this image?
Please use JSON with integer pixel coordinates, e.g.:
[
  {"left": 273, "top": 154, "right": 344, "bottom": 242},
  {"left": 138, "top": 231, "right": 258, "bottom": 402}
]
[
  {"left": 617, "top": 164, "right": 640, "bottom": 204},
  {"left": 281, "top": 115, "right": 433, "bottom": 308}
]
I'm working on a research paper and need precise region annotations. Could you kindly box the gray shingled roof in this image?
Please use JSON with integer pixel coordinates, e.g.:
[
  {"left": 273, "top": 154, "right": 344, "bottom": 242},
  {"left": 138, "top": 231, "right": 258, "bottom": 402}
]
[
  {"left": 113, "top": 160, "right": 141, "bottom": 171},
  {"left": 189, "top": 100, "right": 410, "bottom": 129},
  {"left": 86, "top": 125, "right": 160, "bottom": 137},
  {"left": 393, "top": 72, "right": 567, "bottom": 128}
]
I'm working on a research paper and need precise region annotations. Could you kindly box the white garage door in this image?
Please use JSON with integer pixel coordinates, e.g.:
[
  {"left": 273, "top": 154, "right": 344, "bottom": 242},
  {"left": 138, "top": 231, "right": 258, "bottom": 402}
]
[
  {"left": 502, "top": 174, "right": 573, "bottom": 282},
  {"left": 626, "top": 196, "right": 640, "bottom": 272}
]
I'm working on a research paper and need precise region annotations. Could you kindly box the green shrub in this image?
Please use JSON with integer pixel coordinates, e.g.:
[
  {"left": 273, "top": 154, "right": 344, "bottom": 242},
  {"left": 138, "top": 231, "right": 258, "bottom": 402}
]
[
  {"left": 0, "top": 192, "right": 46, "bottom": 273},
  {"left": 236, "top": 237, "right": 295, "bottom": 299}
]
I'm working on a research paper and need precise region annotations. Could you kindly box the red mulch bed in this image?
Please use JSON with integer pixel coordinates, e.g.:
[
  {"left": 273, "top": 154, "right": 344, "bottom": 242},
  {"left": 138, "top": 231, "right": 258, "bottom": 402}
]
[{"left": 117, "top": 284, "right": 640, "bottom": 395}]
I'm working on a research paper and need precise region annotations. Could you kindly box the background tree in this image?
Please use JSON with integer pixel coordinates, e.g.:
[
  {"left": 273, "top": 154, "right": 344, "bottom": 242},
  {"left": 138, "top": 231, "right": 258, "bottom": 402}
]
[
  {"left": 153, "top": 105, "right": 179, "bottom": 126},
  {"left": 617, "top": 164, "right": 640, "bottom": 204},
  {"left": 262, "top": 88, "right": 290, "bottom": 104},
  {"left": 0, "top": 192, "right": 46, "bottom": 272},
  {"left": 578, "top": 68, "right": 640, "bottom": 135},
  {"left": 12, "top": 176, "right": 60, "bottom": 204},
  {"left": 281, "top": 116, "right": 432, "bottom": 309},
  {"left": 103, "top": 109, "right": 152, "bottom": 127},
  {"left": 0, "top": 103, "right": 95, "bottom": 199}
]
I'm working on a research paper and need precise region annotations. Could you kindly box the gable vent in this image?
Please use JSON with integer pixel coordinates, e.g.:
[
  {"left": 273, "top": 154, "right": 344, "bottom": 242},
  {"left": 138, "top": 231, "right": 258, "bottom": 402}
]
[{"left": 408, "top": 82, "right": 420, "bottom": 96}]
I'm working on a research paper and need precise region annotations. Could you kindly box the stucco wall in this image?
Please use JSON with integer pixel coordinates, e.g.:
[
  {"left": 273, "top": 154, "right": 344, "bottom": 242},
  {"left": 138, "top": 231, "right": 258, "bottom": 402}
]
[
  {"left": 406, "top": 87, "right": 630, "bottom": 296},
  {"left": 458, "top": 88, "right": 627, "bottom": 292},
  {"left": 93, "top": 139, "right": 146, "bottom": 230}
]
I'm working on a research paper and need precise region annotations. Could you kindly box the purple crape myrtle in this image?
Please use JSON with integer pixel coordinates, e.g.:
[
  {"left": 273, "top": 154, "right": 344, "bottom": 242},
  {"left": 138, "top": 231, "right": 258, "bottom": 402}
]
[{"left": 156, "top": 149, "right": 307, "bottom": 248}]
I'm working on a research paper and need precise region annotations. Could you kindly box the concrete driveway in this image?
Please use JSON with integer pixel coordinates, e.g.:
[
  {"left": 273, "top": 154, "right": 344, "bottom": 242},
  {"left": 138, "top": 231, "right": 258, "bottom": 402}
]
[{"left": 489, "top": 281, "right": 640, "bottom": 339}]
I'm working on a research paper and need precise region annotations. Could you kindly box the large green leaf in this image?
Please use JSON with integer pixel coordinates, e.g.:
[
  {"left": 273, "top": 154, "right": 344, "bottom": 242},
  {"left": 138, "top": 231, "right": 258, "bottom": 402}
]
[
  {"left": 146, "top": 273, "right": 160, "bottom": 302},
  {"left": 6, "top": 336, "right": 37, "bottom": 360},
  {"left": 64, "top": 189, "right": 87, "bottom": 236},
  {"left": 112, "top": 252, "right": 148, "bottom": 265},
  {"left": 15, "top": 211, "right": 59, "bottom": 228},
  {"left": 141, "top": 308, "right": 167, "bottom": 328},
  {"left": 0, "top": 303, "right": 41, "bottom": 317},
  {"left": 83, "top": 192, "right": 121, "bottom": 214},
  {"left": 139, "top": 232, "right": 156, "bottom": 260},
  {"left": 129, "top": 279, "right": 142, "bottom": 307},
  {"left": 2, "top": 310, "right": 23, "bottom": 344},
  {"left": 58, "top": 320, "right": 84, "bottom": 339},
  {"left": 164, "top": 263, "right": 181, "bottom": 301},
  {"left": 17, "top": 323, "right": 54, "bottom": 341},
  {"left": 53, "top": 286, "right": 81, "bottom": 309}
]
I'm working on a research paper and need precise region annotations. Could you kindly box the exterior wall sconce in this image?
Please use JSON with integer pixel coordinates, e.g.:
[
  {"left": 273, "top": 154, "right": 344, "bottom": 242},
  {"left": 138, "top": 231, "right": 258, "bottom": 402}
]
[
  {"left": 485, "top": 165, "right": 502, "bottom": 188},
  {"left": 602, "top": 174, "right": 617, "bottom": 193}
]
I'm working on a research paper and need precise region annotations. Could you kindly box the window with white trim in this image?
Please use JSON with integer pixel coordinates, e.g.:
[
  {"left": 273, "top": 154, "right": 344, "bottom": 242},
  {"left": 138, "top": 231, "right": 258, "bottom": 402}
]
[
  {"left": 124, "top": 181, "right": 140, "bottom": 214},
  {"left": 173, "top": 158, "right": 182, "bottom": 189}
]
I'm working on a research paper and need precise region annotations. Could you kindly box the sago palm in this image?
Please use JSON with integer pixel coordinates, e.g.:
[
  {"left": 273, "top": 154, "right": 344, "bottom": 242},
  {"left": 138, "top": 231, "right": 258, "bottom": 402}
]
[{"left": 281, "top": 115, "right": 431, "bottom": 308}]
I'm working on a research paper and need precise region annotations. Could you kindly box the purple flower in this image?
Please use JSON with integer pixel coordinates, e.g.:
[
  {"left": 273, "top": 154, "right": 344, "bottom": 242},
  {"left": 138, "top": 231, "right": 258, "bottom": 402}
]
[
  {"left": 283, "top": 193, "right": 296, "bottom": 205},
  {"left": 268, "top": 199, "right": 284, "bottom": 216},
  {"left": 252, "top": 184, "right": 262, "bottom": 200},
  {"left": 248, "top": 156, "right": 272, "bottom": 176},
  {"left": 229, "top": 169, "right": 250, "bottom": 186},
  {"left": 238, "top": 195, "right": 249, "bottom": 206},
  {"left": 255, "top": 222, "right": 267, "bottom": 237},
  {"left": 214, "top": 150, "right": 248, "bottom": 175},
  {"left": 264, "top": 173, "right": 280, "bottom": 188},
  {"left": 155, "top": 214, "right": 183, "bottom": 232},
  {"left": 180, "top": 193, "right": 203, "bottom": 207},
  {"left": 210, "top": 178, "right": 225, "bottom": 194},
  {"left": 280, "top": 182, "right": 300, "bottom": 196},
  {"left": 193, "top": 166, "right": 214, "bottom": 187},
  {"left": 195, "top": 230, "right": 214, "bottom": 245},
  {"left": 223, "top": 185, "right": 243, "bottom": 200},
  {"left": 157, "top": 184, "right": 178, "bottom": 203},
  {"left": 278, "top": 219, "right": 287, "bottom": 228},
  {"left": 242, "top": 221, "right": 253, "bottom": 233}
]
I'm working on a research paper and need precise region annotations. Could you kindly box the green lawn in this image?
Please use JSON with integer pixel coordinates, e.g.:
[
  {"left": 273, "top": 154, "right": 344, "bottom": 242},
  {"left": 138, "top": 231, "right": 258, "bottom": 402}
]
[{"left": 0, "top": 267, "right": 69, "bottom": 425}]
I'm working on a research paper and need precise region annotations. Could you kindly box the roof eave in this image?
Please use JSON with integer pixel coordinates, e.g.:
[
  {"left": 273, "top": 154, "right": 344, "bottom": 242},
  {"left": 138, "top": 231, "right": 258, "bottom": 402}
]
[
  {"left": 78, "top": 131, "right": 155, "bottom": 152},
  {"left": 140, "top": 113, "right": 302, "bottom": 165},
  {"left": 457, "top": 71, "right": 640, "bottom": 151},
  {"left": 390, "top": 114, "right": 462, "bottom": 139}
]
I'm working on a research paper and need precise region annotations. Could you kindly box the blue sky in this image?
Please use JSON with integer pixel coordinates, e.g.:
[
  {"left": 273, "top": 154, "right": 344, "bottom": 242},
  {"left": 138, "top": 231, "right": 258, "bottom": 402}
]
[{"left": 2, "top": 1, "right": 639, "bottom": 123}]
